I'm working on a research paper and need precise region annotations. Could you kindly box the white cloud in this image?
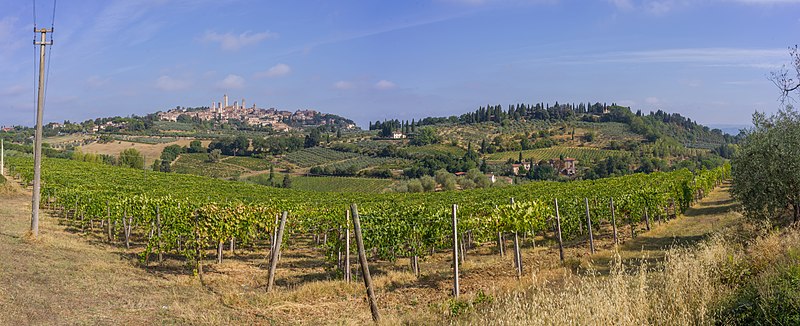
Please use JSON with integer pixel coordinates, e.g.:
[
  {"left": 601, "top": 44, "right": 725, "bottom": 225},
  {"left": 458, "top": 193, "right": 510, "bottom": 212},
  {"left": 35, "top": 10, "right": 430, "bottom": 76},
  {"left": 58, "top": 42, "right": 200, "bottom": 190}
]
[
  {"left": 86, "top": 75, "right": 111, "bottom": 88},
  {"left": 729, "top": 0, "right": 800, "bottom": 3},
  {"left": 374, "top": 80, "right": 397, "bottom": 90},
  {"left": 645, "top": 97, "right": 661, "bottom": 105},
  {"left": 1, "top": 84, "right": 27, "bottom": 96},
  {"left": 155, "top": 75, "right": 190, "bottom": 91},
  {"left": 201, "top": 30, "right": 278, "bottom": 51},
  {"left": 333, "top": 81, "right": 355, "bottom": 90},
  {"left": 608, "top": 0, "right": 635, "bottom": 10},
  {"left": 575, "top": 48, "right": 786, "bottom": 69},
  {"left": 257, "top": 63, "right": 291, "bottom": 78},
  {"left": 217, "top": 74, "right": 245, "bottom": 89}
]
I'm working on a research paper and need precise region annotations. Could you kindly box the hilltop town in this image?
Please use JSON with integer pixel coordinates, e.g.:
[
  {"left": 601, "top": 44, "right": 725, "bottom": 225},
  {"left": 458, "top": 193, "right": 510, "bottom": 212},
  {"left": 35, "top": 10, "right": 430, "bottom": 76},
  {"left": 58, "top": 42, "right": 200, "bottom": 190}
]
[{"left": 157, "top": 94, "right": 357, "bottom": 131}]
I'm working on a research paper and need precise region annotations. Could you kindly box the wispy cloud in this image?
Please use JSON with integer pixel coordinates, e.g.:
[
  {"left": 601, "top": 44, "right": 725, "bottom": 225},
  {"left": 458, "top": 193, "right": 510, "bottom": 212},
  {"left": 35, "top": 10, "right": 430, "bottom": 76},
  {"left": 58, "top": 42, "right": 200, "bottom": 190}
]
[
  {"left": 256, "top": 63, "right": 291, "bottom": 78},
  {"left": 728, "top": 0, "right": 800, "bottom": 4},
  {"left": 86, "top": 75, "right": 111, "bottom": 89},
  {"left": 374, "top": 80, "right": 397, "bottom": 90},
  {"left": 1, "top": 84, "right": 28, "bottom": 97},
  {"left": 333, "top": 81, "right": 355, "bottom": 90},
  {"left": 156, "top": 75, "right": 191, "bottom": 91},
  {"left": 201, "top": 30, "right": 278, "bottom": 51},
  {"left": 610, "top": 0, "right": 800, "bottom": 14},
  {"left": 217, "top": 74, "right": 245, "bottom": 89},
  {"left": 558, "top": 48, "right": 787, "bottom": 68},
  {"left": 608, "top": 0, "right": 635, "bottom": 10}
]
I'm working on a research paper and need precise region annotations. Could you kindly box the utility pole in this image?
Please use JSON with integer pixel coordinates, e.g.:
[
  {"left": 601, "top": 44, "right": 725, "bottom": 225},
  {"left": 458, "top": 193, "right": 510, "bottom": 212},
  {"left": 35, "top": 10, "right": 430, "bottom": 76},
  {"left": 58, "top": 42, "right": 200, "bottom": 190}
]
[{"left": 31, "top": 27, "right": 52, "bottom": 238}]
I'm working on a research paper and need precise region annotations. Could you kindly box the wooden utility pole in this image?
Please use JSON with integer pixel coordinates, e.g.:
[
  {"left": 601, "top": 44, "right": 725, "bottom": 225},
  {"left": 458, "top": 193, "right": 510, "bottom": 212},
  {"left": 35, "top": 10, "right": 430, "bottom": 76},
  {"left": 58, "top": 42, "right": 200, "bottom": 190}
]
[{"left": 30, "top": 27, "right": 53, "bottom": 238}]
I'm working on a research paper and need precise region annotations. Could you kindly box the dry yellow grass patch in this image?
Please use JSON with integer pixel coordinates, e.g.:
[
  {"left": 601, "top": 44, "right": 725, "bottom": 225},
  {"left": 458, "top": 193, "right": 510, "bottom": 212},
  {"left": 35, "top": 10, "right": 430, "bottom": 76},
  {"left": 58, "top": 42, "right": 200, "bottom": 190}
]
[{"left": 81, "top": 139, "right": 208, "bottom": 166}]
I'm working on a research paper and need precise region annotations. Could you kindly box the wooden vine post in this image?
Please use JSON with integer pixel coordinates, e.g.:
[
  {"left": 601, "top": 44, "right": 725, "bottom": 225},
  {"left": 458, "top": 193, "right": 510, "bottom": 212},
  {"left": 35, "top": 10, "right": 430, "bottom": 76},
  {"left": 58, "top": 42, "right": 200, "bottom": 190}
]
[
  {"left": 554, "top": 198, "right": 564, "bottom": 263},
  {"left": 610, "top": 197, "right": 618, "bottom": 245},
  {"left": 123, "top": 210, "right": 131, "bottom": 249},
  {"left": 584, "top": 198, "right": 595, "bottom": 254},
  {"left": 106, "top": 201, "right": 112, "bottom": 243},
  {"left": 350, "top": 203, "right": 380, "bottom": 322},
  {"left": 345, "top": 209, "right": 351, "bottom": 283},
  {"left": 451, "top": 204, "right": 460, "bottom": 297},
  {"left": 267, "top": 211, "right": 288, "bottom": 292},
  {"left": 644, "top": 207, "right": 651, "bottom": 231},
  {"left": 156, "top": 204, "right": 163, "bottom": 263},
  {"left": 193, "top": 212, "right": 204, "bottom": 284},
  {"left": 511, "top": 198, "right": 522, "bottom": 279}
]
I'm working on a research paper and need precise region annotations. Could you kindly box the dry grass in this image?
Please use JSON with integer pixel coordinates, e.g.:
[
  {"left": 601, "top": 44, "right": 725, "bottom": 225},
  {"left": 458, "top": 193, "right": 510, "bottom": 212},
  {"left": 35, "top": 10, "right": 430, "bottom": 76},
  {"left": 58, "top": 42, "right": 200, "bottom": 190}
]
[
  {"left": 459, "top": 236, "right": 736, "bottom": 325},
  {"left": 80, "top": 139, "right": 208, "bottom": 166}
]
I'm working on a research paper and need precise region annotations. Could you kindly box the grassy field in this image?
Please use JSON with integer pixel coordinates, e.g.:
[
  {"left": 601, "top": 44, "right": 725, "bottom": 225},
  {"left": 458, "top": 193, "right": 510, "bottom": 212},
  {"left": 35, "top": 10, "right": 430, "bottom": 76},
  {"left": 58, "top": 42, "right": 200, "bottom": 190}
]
[
  {"left": 0, "top": 178, "right": 757, "bottom": 324},
  {"left": 487, "top": 146, "right": 628, "bottom": 162},
  {"left": 172, "top": 153, "right": 249, "bottom": 179}
]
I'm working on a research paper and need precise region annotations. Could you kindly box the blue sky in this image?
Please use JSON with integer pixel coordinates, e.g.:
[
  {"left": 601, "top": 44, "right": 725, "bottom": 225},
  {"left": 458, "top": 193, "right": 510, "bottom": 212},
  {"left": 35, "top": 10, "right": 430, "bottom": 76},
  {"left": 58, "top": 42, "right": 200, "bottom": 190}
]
[{"left": 1, "top": 0, "right": 798, "bottom": 128}]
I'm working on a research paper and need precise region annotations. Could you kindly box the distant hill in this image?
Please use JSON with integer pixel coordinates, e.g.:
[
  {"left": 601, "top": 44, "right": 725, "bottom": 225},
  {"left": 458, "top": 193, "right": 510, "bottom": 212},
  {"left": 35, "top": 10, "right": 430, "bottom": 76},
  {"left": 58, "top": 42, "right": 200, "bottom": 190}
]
[
  {"left": 371, "top": 102, "right": 739, "bottom": 149},
  {"left": 707, "top": 124, "right": 750, "bottom": 136}
]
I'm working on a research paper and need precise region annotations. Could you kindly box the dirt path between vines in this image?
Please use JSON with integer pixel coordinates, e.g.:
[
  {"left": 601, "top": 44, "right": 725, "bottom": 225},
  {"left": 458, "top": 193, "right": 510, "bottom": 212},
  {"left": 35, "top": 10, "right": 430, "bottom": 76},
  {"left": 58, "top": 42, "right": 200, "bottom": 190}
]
[{"left": 0, "top": 180, "right": 742, "bottom": 325}]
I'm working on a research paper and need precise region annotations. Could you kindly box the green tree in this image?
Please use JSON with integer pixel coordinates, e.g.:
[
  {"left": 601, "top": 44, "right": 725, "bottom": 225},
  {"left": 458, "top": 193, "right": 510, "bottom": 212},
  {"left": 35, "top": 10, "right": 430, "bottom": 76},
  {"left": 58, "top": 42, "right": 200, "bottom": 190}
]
[
  {"left": 188, "top": 140, "right": 206, "bottom": 153},
  {"left": 410, "top": 127, "right": 439, "bottom": 146},
  {"left": 420, "top": 175, "right": 436, "bottom": 192},
  {"left": 305, "top": 128, "right": 321, "bottom": 148},
  {"left": 282, "top": 174, "right": 293, "bottom": 188},
  {"left": 159, "top": 159, "right": 172, "bottom": 172},
  {"left": 232, "top": 136, "right": 250, "bottom": 156},
  {"left": 119, "top": 148, "right": 144, "bottom": 169},
  {"left": 732, "top": 107, "right": 800, "bottom": 222},
  {"left": 268, "top": 165, "right": 275, "bottom": 185},
  {"left": 582, "top": 131, "right": 595, "bottom": 142},
  {"left": 207, "top": 149, "right": 222, "bottom": 163},
  {"left": 407, "top": 179, "right": 424, "bottom": 193}
]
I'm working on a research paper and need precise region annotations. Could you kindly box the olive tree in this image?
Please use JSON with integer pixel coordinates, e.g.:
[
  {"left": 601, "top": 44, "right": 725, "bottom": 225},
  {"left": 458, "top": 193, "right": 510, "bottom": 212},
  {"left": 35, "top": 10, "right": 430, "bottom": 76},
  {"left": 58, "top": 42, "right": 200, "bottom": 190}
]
[{"left": 731, "top": 107, "right": 800, "bottom": 222}]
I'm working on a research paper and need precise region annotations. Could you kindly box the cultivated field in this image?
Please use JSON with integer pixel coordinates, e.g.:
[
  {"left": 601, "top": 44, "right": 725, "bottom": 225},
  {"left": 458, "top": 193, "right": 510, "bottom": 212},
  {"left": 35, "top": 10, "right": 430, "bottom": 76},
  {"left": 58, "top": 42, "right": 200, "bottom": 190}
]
[
  {"left": 0, "top": 177, "right": 749, "bottom": 324},
  {"left": 487, "top": 146, "right": 628, "bottom": 163}
]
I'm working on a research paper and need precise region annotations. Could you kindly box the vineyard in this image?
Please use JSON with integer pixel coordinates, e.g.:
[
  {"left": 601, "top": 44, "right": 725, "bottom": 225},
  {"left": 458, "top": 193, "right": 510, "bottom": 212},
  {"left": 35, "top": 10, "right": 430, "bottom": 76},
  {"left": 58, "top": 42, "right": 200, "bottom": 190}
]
[
  {"left": 487, "top": 146, "right": 629, "bottom": 162},
  {"left": 317, "top": 156, "right": 412, "bottom": 172},
  {"left": 401, "top": 144, "right": 467, "bottom": 157},
  {"left": 284, "top": 147, "right": 361, "bottom": 167},
  {"left": 222, "top": 156, "right": 272, "bottom": 171},
  {"left": 292, "top": 175, "right": 394, "bottom": 193},
  {"left": 5, "top": 156, "right": 728, "bottom": 320},
  {"left": 172, "top": 153, "right": 249, "bottom": 178}
]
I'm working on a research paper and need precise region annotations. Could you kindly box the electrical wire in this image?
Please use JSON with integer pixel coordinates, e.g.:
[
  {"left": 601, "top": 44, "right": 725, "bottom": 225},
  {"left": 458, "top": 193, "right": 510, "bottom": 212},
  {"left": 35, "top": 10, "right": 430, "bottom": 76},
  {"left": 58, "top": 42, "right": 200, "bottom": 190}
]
[{"left": 42, "top": 0, "right": 57, "bottom": 122}]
